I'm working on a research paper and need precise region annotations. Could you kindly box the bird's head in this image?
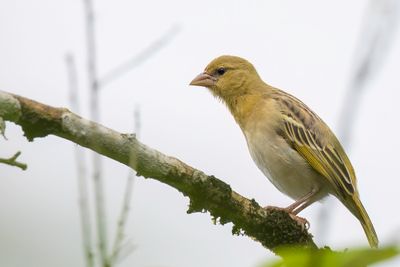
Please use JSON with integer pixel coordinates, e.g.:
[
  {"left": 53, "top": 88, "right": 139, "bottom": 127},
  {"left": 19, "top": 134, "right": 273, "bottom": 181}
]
[{"left": 190, "top": 55, "right": 262, "bottom": 100}]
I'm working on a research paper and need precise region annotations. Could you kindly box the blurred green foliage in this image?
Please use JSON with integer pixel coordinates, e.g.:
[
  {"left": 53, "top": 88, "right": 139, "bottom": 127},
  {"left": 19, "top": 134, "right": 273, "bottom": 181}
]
[
  {"left": 261, "top": 246, "right": 399, "bottom": 267},
  {"left": 0, "top": 117, "right": 5, "bottom": 138}
]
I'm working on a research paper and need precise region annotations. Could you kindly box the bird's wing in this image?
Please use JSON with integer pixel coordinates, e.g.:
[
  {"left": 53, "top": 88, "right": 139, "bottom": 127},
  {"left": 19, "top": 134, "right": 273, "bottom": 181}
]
[{"left": 273, "top": 92, "right": 357, "bottom": 198}]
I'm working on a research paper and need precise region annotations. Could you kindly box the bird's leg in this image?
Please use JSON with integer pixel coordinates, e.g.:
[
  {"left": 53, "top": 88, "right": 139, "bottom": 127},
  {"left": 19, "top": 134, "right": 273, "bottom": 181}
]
[{"left": 286, "top": 187, "right": 319, "bottom": 215}]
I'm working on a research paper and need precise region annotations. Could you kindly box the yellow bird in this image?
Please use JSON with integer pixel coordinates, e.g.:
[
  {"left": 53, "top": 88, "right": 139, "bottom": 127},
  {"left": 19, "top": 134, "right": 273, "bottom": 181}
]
[{"left": 190, "top": 55, "right": 378, "bottom": 248}]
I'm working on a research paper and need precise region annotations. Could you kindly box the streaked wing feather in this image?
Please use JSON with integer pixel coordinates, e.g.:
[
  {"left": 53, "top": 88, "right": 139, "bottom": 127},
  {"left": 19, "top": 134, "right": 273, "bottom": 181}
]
[{"left": 282, "top": 115, "right": 355, "bottom": 197}]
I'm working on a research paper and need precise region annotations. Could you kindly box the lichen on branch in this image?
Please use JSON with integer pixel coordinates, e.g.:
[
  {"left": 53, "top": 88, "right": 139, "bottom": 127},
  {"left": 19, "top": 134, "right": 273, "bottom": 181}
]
[{"left": 0, "top": 90, "right": 317, "bottom": 255}]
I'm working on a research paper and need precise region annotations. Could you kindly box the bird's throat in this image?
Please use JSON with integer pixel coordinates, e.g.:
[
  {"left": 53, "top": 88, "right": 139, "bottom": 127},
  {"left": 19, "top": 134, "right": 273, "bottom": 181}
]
[{"left": 223, "top": 94, "right": 263, "bottom": 129}]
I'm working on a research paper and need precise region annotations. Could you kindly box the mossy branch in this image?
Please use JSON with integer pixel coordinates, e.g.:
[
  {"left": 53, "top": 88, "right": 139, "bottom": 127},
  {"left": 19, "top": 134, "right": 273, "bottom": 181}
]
[{"left": 0, "top": 90, "right": 317, "bottom": 255}]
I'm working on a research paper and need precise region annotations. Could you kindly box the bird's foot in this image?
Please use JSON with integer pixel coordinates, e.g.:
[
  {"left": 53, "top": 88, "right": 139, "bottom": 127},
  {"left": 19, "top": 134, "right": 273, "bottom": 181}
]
[{"left": 264, "top": 205, "right": 310, "bottom": 230}]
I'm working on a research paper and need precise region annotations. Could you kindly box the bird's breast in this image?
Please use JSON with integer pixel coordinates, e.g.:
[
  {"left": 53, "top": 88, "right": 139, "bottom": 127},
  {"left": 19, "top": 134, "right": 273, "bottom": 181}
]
[{"left": 243, "top": 119, "right": 328, "bottom": 201}]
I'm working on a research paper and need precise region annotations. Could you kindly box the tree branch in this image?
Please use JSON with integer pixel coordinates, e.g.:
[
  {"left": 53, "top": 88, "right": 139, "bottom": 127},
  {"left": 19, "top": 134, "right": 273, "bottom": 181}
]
[
  {"left": 0, "top": 90, "right": 317, "bottom": 256},
  {"left": 0, "top": 151, "right": 27, "bottom": 170}
]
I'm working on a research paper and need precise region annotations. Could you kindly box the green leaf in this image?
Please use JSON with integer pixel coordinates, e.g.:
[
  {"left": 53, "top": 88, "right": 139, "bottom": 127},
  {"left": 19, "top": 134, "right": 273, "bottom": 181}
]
[{"left": 260, "top": 246, "right": 400, "bottom": 267}]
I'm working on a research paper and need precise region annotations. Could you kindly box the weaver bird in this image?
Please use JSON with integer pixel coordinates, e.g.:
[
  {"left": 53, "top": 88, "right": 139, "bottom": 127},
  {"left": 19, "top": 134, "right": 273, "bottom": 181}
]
[{"left": 189, "top": 55, "right": 378, "bottom": 248}]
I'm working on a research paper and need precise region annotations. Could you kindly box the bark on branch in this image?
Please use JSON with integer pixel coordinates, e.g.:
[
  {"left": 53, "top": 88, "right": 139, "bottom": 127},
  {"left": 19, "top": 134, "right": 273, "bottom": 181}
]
[{"left": 0, "top": 90, "right": 317, "bottom": 255}]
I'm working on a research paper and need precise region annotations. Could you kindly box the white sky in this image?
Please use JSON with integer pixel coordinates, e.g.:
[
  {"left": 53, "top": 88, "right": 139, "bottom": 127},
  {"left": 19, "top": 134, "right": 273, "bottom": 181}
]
[{"left": 1, "top": 0, "right": 400, "bottom": 266}]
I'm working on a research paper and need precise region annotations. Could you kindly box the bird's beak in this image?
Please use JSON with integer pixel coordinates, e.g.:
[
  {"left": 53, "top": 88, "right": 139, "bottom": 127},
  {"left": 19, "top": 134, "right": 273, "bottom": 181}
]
[{"left": 189, "top": 72, "right": 217, "bottom": 87}]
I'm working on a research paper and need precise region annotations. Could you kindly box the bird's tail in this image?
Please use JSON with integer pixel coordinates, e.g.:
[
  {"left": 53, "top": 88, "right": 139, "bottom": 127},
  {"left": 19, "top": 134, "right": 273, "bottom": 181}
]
[{"left": 346, "top": 195, "right": 379, "bottom": 248}]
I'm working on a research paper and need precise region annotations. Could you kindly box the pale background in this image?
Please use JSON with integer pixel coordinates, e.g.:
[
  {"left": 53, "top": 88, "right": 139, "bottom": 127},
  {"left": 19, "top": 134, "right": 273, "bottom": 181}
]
[{"left": 1, "top": 0, "right": 399, "bottom": 266}]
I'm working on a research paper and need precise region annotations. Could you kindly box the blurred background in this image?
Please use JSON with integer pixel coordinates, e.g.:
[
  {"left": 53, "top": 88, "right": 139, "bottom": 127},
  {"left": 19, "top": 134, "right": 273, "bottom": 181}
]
[{"left": 1, "top": 0, "right": 400, "bottom": 266}]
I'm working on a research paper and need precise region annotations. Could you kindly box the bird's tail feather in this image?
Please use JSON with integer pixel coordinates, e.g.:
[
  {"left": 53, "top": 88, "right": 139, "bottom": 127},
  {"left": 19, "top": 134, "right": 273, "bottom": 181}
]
[{"left": 347, "top": 196, "right": 379, "bottom": 248}]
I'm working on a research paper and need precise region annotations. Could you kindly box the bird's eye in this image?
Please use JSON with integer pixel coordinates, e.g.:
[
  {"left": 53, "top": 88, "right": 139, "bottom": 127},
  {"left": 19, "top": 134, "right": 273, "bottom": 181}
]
[{"left": 216, "top": 67, "right": 226, "bottom": 76}]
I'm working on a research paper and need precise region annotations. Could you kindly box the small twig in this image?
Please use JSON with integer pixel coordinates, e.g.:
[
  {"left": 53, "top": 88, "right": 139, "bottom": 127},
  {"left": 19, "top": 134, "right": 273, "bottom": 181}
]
[
  {"left": 83, "top": 0, "right": 109, "bottom": 266},
  {"left": 0, "top": 151, "right": 27, "bottom": 170},
  {"left": 111, "top": 174, "right": 135, "bottom": 265},
  {"left": 112, "top": 240, "right": 136, "bottom": 265},
  {"left": 99, "top": 24, "right": 181, "bottom": 87},
  {"left": 316, "top": 0, "right": 400, "bottom": 243},
  {"left": 111, "top": 107, "right": 140, "bottom": 265},
  {"left": 338, "top": 0, "right": 400, "bottom": 147},
  {"left": 66, "top": 53, "right": 95, "bottom": 267}
]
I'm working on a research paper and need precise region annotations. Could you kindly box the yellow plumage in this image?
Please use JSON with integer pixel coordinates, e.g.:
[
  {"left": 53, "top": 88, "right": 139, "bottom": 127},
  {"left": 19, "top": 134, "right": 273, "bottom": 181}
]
[{"left": 190, "top": 55, "right": 378, "bottom": 248}]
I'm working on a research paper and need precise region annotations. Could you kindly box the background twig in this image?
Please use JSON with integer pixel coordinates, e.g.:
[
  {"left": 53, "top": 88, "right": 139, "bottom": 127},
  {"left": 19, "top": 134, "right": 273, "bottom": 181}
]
[
  {"left": 99, "top": 25, "right": 181, "bottom": 87},
  {"left": 82, "top": 0, "right": 109, "bottom": 266},
  {"left": 316, "top": 0, "right": 400, "bottom": 243},
  {"left": 0, "top": 151, "right": 27, "bottom": 170},
  {"left": 111, "top": 107, "right": 140, "bottom": 265},
  {"left": 66, "top": 53, "right": 95, "bottom": 267}
]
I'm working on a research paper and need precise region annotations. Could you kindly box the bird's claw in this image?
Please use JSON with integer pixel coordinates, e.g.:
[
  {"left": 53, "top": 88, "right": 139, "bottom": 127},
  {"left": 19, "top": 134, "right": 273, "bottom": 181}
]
[{"left": 264, "top": 205, "right": 310, "bottom": 230}]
